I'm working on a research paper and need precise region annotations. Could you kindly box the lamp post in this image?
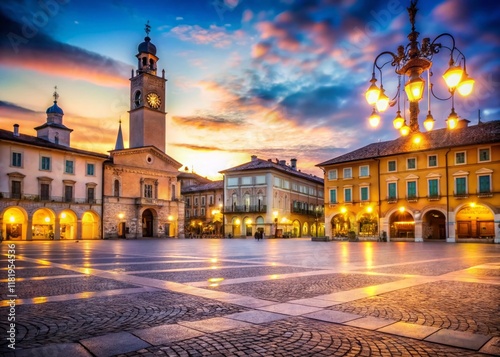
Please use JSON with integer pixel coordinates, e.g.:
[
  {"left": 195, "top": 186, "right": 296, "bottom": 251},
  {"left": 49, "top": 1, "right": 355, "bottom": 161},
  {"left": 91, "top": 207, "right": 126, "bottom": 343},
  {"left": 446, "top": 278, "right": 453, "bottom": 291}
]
[
  {"left": 273, "top": 210, "right": 278, "bottom": 238},
  {"left": 365, "top": 0, "right": 474, "bottom": 135}
]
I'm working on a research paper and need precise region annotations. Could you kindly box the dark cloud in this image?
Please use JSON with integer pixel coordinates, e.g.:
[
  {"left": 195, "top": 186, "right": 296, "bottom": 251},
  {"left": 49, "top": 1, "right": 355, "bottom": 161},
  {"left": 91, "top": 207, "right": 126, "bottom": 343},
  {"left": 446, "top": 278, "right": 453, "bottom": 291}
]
[
  {"left": 0, "top": 100, "right": 40, "bottom": 114},
  {"left": 0, "top": 8, "right": 130, "bottom": 87}
]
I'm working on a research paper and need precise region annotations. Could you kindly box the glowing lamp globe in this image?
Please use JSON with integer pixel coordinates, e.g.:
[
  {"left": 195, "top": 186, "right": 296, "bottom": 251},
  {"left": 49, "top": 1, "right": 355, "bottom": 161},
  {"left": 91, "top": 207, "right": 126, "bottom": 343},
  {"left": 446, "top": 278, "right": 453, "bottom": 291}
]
[
  {"left": 457, "top": 75, "right": 475, "bottom": 96},
  {"left": 443, "top": 65, "right": 464, "bottom": 89}
]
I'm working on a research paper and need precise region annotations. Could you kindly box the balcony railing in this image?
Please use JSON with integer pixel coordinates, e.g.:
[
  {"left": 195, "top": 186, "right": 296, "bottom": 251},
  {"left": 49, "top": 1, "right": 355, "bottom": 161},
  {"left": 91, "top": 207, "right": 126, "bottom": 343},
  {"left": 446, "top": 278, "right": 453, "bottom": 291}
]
[
  {"left": 387, "top": 196, "right": 398, "bottom": 203},
  {"left": 135, "top": 197, "right": 164, "bottom": 206},
  {"left": 291, "top": 207, "right": 325, "bottom": 217},
  {"left": 223, "top": 205, "right": 267, "bottom": 213},
  {"left": 427, "top": 194, "right": 441, "bottom": 201},
  {"left": 0, "top": 192, "right": 101, "bottom": 204},
  {"left": 477, "top": 190, "right": 493, "bottom": 198},
  {"left": 453, "top": 192, "right": 468, "bottom": 199},
  {"left": 405, "top": 195, "right": 418, "bottom": 202}
]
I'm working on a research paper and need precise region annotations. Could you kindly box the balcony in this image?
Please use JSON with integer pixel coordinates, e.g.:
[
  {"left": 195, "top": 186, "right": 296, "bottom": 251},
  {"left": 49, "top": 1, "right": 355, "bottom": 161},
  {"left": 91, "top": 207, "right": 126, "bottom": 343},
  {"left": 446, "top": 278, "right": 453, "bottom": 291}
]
[
  {"left": 427, "top": 194, "right": 441, "bottom": 201},
  {"left": 477, "top": 190, "right": 493, "bottom": 198},
  {"left": 223, "top": 205, "right": 267, "bottom": 213},
  {"left": 453, "top": 192, "right": 468, "bottom": 199},
  {"left": 0, "top": 192, "right": 102, "bottom": 204},
  {"left": 405, "top": 195, "right": 418, "bottom": 203},
  {"left": 291, "top": 207, "right": 325, "bottom": 217},
  {"left": 135, "top": 197, "right": 164, "bottom": 206},
  {"left": 387, "top": 196, "right": 398, "bottom": 204}
]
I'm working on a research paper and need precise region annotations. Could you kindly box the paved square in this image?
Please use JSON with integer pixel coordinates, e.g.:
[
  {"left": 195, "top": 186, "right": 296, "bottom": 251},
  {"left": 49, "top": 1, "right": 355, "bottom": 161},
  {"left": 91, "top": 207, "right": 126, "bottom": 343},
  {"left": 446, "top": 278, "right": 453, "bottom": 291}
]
[{"left": 1, "top": 238, "right": 499, "bottom": 356}]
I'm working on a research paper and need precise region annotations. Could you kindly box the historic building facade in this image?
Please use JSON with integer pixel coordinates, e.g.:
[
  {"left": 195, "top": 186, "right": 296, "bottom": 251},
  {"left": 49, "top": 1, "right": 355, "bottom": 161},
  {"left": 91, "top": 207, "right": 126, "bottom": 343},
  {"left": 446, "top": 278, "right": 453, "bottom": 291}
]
[
  {"left": 181, "top": 180, "right": 224, "bottom": 237},
  {"left": 102, "top": 28, "right": 184, "bottom": 239},
  {"left": 220, "top": 155, "right": 324, "bottom": 238},
  {"left": 318, "top": 120, "right": 500, "bottom": 243},
  {"left": 0, "top": 93, "right": 108, "bottom": 240}
]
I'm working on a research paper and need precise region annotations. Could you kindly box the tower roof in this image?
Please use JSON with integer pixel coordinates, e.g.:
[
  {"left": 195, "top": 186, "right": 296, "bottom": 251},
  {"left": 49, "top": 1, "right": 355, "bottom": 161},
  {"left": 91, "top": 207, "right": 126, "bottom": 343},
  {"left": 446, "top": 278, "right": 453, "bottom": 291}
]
[
  {"left": 138, "top": 36, "right": 157, "bottom": 55},
  {"left": 46, "top": 86, "right": 64, "bottom": 114},
  {"left": 114, "top": 120, "right": 124, "bottom": 150}
]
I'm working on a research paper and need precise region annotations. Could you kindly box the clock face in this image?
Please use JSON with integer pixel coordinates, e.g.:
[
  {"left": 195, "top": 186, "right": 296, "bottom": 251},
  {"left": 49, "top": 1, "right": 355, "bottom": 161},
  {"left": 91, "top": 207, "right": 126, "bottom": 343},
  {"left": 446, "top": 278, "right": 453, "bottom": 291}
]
[{"left": 146, "top": 92, "right": 161, "bottom": 109}]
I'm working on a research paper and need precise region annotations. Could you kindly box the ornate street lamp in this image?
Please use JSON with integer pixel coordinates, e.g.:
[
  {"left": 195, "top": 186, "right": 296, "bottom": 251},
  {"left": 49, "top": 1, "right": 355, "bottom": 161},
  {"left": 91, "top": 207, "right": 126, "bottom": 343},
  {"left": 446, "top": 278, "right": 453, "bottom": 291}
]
[{"left": 365, "top": 0, "right": 474, "bottom": 135}]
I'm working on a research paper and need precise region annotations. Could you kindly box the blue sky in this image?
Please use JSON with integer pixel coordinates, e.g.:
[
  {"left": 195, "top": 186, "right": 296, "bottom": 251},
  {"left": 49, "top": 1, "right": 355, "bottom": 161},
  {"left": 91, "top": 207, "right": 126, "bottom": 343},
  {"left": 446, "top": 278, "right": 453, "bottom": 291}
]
[{"left": 0, "top": 0, "right": 499, "bottom": 179}]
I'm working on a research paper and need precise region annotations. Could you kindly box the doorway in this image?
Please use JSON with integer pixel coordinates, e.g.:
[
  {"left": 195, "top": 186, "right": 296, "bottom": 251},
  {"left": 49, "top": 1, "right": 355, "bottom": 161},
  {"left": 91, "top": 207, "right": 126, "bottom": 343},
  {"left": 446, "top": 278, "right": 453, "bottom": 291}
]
[{"left": 142, "top": 209, "right": 154, "bottom": 237}]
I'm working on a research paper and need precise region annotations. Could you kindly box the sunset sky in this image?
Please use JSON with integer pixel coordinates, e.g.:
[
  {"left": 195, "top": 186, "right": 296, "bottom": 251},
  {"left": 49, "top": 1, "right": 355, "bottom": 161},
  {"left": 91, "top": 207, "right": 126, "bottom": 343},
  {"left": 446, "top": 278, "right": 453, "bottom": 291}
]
[{"left": 1, "top": 0, "right": 499, "bottom": 179}]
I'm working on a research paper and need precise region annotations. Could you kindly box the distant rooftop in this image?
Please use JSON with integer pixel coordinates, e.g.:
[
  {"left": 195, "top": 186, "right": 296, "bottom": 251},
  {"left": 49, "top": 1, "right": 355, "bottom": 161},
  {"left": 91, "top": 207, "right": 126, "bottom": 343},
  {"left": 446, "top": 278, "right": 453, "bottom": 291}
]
[{"left": 220, "top": 156, "right": 323, "bottom": 184}]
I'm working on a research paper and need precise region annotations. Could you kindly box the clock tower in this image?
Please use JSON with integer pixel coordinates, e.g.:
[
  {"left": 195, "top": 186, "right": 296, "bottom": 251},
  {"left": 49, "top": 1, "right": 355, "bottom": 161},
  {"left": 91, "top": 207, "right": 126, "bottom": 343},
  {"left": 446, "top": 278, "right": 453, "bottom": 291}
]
[{"left": 129, "top": 22, "right": 167, "bottom": 152}]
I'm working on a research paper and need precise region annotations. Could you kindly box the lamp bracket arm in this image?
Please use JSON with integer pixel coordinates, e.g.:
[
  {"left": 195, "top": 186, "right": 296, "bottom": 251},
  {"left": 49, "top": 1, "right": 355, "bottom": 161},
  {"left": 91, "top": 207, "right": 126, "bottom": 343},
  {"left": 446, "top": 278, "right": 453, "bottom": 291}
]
[
  {"left": 430, "top": 82, "right": 453, "bottom": 101},
  {"left": 373, "top": 51, "right": 399, "bottom": 72}
]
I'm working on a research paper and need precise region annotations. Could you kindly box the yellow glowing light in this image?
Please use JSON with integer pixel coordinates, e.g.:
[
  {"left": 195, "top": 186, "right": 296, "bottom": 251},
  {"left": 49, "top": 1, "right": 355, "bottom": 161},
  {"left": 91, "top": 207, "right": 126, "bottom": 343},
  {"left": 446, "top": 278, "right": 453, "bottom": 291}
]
[
  {"left": 44, "top": 216, "right": 50, "bottom": 223},
  {"left": 423, "top": 112, "right": 435, "bottom": 131},
  {"left": 209, "top": 283, "right": 219, "bottom": 287},
  {"left": 235, "top": 219, "right": 240, "bottom": 225},
  {"left": 457, "top": 75, "right": 475, "bottom": 96},
  {"left": 375, "top": 88, "right": 389, "bottom": 112},
  {"left": 168, "top": 215, "right": 174, "bottom": 221},
  {"left": 365, "top": 80, "right": 380, "bottom": 105},
  {"left": 404, "top": 76, "right": 425, "bottom": 102},
  {"left": 271, "top": 262, "right": 277, "bottom": 266},
  {"left": 208, "top": 277, "right": 224, "bottom": 283},
  {"left": 273, "top": 211, "right": 278, "bottom": 218},
  {"left": 210, "top": 266, "right": 218, "bottom": 269},
  {"left": 340, "top": 207, "right": 347, "bottom": 214},
  {"left": 61, "top": 212, "right": 67, "bottom": 219},
  {"left": 83, "top": 268, "right": 91, "bottom": 275},
  {"left": 33, "top": 297, "right": 48, "bottom": 304},
  {"left": 470, "top": 202, "right": 476, "bottom": 208},
  {"left": 211, "top": 258, "right": 218, "bottom": 263},
  {"left": 393, "top": 111, "right": 405, "bottom": 130},
  {"left": 413, "top": 134, "right": 422, "bottom": 144},
  {"left": 246, "top": 219, "right": 252, "bottom": 225},
  {"left": 400, "top": 124, "right": 410, "bottom": 136},
  {"left": 399, "top": 206, "right": 405, "bottom": 213},
  {"left": 270, "top": 274, "right": 279, "bottom": 279},
  {"left": 369, "top": 108, "right": 380, "bottom": 128},
  {"left": 366, "top": 206, "right": 373, "bottom": 213},
  {"left": 443, "top": 65, "right": 464, "bottom": 89},
  {"left": 118, "top": 213, "right": 124, "bottom": 219},
  {"left": 9, "top": 216, "right": 15, "bottom": 223}
]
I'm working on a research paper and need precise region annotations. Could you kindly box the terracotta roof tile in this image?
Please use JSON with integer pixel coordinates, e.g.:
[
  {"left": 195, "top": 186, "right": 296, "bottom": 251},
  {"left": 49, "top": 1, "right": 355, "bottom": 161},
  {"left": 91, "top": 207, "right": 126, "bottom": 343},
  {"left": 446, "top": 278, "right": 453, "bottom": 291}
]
[{"left": 317, "top": 120, "right": 500, "bottom": 166}]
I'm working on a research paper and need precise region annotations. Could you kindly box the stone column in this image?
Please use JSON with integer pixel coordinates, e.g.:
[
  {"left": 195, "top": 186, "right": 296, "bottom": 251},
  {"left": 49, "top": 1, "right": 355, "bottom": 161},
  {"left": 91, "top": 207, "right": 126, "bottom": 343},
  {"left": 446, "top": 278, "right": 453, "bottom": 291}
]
[
  {"left": 54, "top": 217, "right": 61, "bottom": 240},
  {"left": 26, "top": 218, "right": 33, "bottom": 241},
  {"left": 76, "top": 219, "right": 82, "bottom": 240}
]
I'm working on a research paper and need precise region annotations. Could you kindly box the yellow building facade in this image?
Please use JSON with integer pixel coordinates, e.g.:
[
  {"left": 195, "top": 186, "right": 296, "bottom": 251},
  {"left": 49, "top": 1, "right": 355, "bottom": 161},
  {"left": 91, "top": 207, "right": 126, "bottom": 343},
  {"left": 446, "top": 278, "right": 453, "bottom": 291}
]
[{"left": 318, "top": 120, "right": 500, "bottom": 243}]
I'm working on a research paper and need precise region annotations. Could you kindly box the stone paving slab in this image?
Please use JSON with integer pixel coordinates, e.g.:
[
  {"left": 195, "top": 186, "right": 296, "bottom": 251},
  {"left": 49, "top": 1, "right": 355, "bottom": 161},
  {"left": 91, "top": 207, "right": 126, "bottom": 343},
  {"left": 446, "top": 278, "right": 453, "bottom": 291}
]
[
  {"left": 344, "top": 315, "right": 397, "bottom": 330},
  {"left": 258, "top": 302, "right": 323, "bottom": 316},
  {"left": 132, "top": 324, "right": 205, "bottom": 345},
  {"left": 80, "top": 331, "right": 151, "bottom": 357},
  {"left": 425, "top": 329, "right": 492, "bottom": 350},
  {"left": 286, "top": 297, "right": 340, "bottom": 307},
  {"left": 377, "top": 321, "right": 440, "bottom": 339},
  {"left": 226, "top": 310, "right": 288, "bottom": 324},
  {"left": 304, "top": 309, "right": 361, "bottom": 323},
  {"left": 14, "top": 343, "right": 92, "bottom": 357},
  {"left": 178, "top": 317, "right": 253, "bottom": 333},
  {"left": 479, "top": 337, "right": 500, "bottom": 355}
]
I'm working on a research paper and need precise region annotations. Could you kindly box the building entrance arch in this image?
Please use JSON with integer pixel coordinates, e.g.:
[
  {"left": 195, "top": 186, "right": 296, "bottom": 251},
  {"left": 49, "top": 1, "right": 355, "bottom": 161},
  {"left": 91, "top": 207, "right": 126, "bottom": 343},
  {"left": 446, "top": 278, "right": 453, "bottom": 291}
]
[
  {"left": 3, "top": 207, "right": 27, "bottom": 240},
  {"left": 142, "top": 209, "right": 155, "bottom": 237},
  {"left": 32, "top": 208, "right": 56, "bottom": 239},
  {"left": 456, "top": 204, "right": 494, "bottom": 239},
  {"left": 82, "top": 211, "right": 100, "bottom": 239},
  {"left": 423, "top": 210, "right": 446, "bottom": 240},
  {"left": 60, "top": 210, "right": 77, "bottom": 240},
  {"left": 331, "top": 211, "right": 355, "bottom": 238},
  {"left": 389, "top": 210, "right": 414, "bottom": 239}
]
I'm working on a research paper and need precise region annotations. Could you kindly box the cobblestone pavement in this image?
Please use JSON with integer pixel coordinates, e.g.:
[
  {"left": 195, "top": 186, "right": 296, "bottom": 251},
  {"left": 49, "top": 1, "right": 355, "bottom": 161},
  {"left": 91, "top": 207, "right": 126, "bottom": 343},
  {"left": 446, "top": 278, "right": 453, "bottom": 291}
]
[
  {"left": 328, "top": 280, "right": 500, "bottom": 336},
  {"left": 206, "top": 273, "right": 402, "bottom": 302},
  {"left": 1, "top": 239, "right": 499, "bottom": 357}
]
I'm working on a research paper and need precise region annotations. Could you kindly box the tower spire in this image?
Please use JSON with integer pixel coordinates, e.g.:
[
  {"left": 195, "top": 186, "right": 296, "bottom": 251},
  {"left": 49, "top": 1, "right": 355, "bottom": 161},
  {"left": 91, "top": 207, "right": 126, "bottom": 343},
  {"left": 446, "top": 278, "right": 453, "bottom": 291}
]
[
  {"left": 114, "top": 119, "right": 124, "bottom": 150},
  {"left": 145, "top": 20, "right": 151, "bottom": 37},
  {"left": 53, "top": 85, "right": 59, "bottom": 103}
]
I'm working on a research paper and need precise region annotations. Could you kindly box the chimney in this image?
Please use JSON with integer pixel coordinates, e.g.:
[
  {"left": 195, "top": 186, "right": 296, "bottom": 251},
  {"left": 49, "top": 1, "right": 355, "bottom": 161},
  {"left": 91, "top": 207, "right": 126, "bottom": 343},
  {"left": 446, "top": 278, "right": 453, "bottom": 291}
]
[
  {"left": 279, "top": 160, "right": 286, "bottom": 166},
  {"left": 251, "top": 155, "right": 257, "bottom": 161},
  {"left": 13, "top": 124, "right": 19, "bottom": 137},
  {"left": 457, "top": 119, "right": 470, "bottom": 129},
  {"left": 290, "top": 158, "right": 297, "bottom": 170}
]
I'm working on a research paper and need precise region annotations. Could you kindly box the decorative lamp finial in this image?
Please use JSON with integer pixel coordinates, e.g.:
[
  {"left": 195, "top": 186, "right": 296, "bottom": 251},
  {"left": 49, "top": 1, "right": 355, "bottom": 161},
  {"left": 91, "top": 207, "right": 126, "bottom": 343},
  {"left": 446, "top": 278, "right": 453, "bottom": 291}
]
[{"left": 145, "top": 20, "right": 151, "bottom": 36}]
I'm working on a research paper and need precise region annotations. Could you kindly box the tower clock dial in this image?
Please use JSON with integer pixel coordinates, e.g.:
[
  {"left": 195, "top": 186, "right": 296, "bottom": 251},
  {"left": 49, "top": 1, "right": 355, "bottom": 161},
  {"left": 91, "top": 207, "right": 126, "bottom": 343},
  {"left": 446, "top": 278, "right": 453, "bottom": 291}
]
[{"left": 146, "top": 92, "right": 161, "bottom": 109}]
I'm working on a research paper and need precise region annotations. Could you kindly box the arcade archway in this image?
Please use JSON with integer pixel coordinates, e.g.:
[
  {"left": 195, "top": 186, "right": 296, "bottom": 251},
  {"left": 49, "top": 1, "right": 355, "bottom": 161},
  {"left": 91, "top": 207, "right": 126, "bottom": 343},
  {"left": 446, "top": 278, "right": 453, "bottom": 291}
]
[
  {"left": 456, "top": 204, "right": 494, "bottom": 239},
  {"left": 82, "top": 211, "right": 100, "bottom": 239},
  {"left": 3, "top": 207, "right": 27, "bottom": 240},
  {"left": 423, "top": 210, "right": 446, "bottom": 240},
  {"left": 142, "top": 209, "right": 155, "bottom": 237},
  {"left": 389, "top": 209, "right": 414, "bottom": 239}
]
